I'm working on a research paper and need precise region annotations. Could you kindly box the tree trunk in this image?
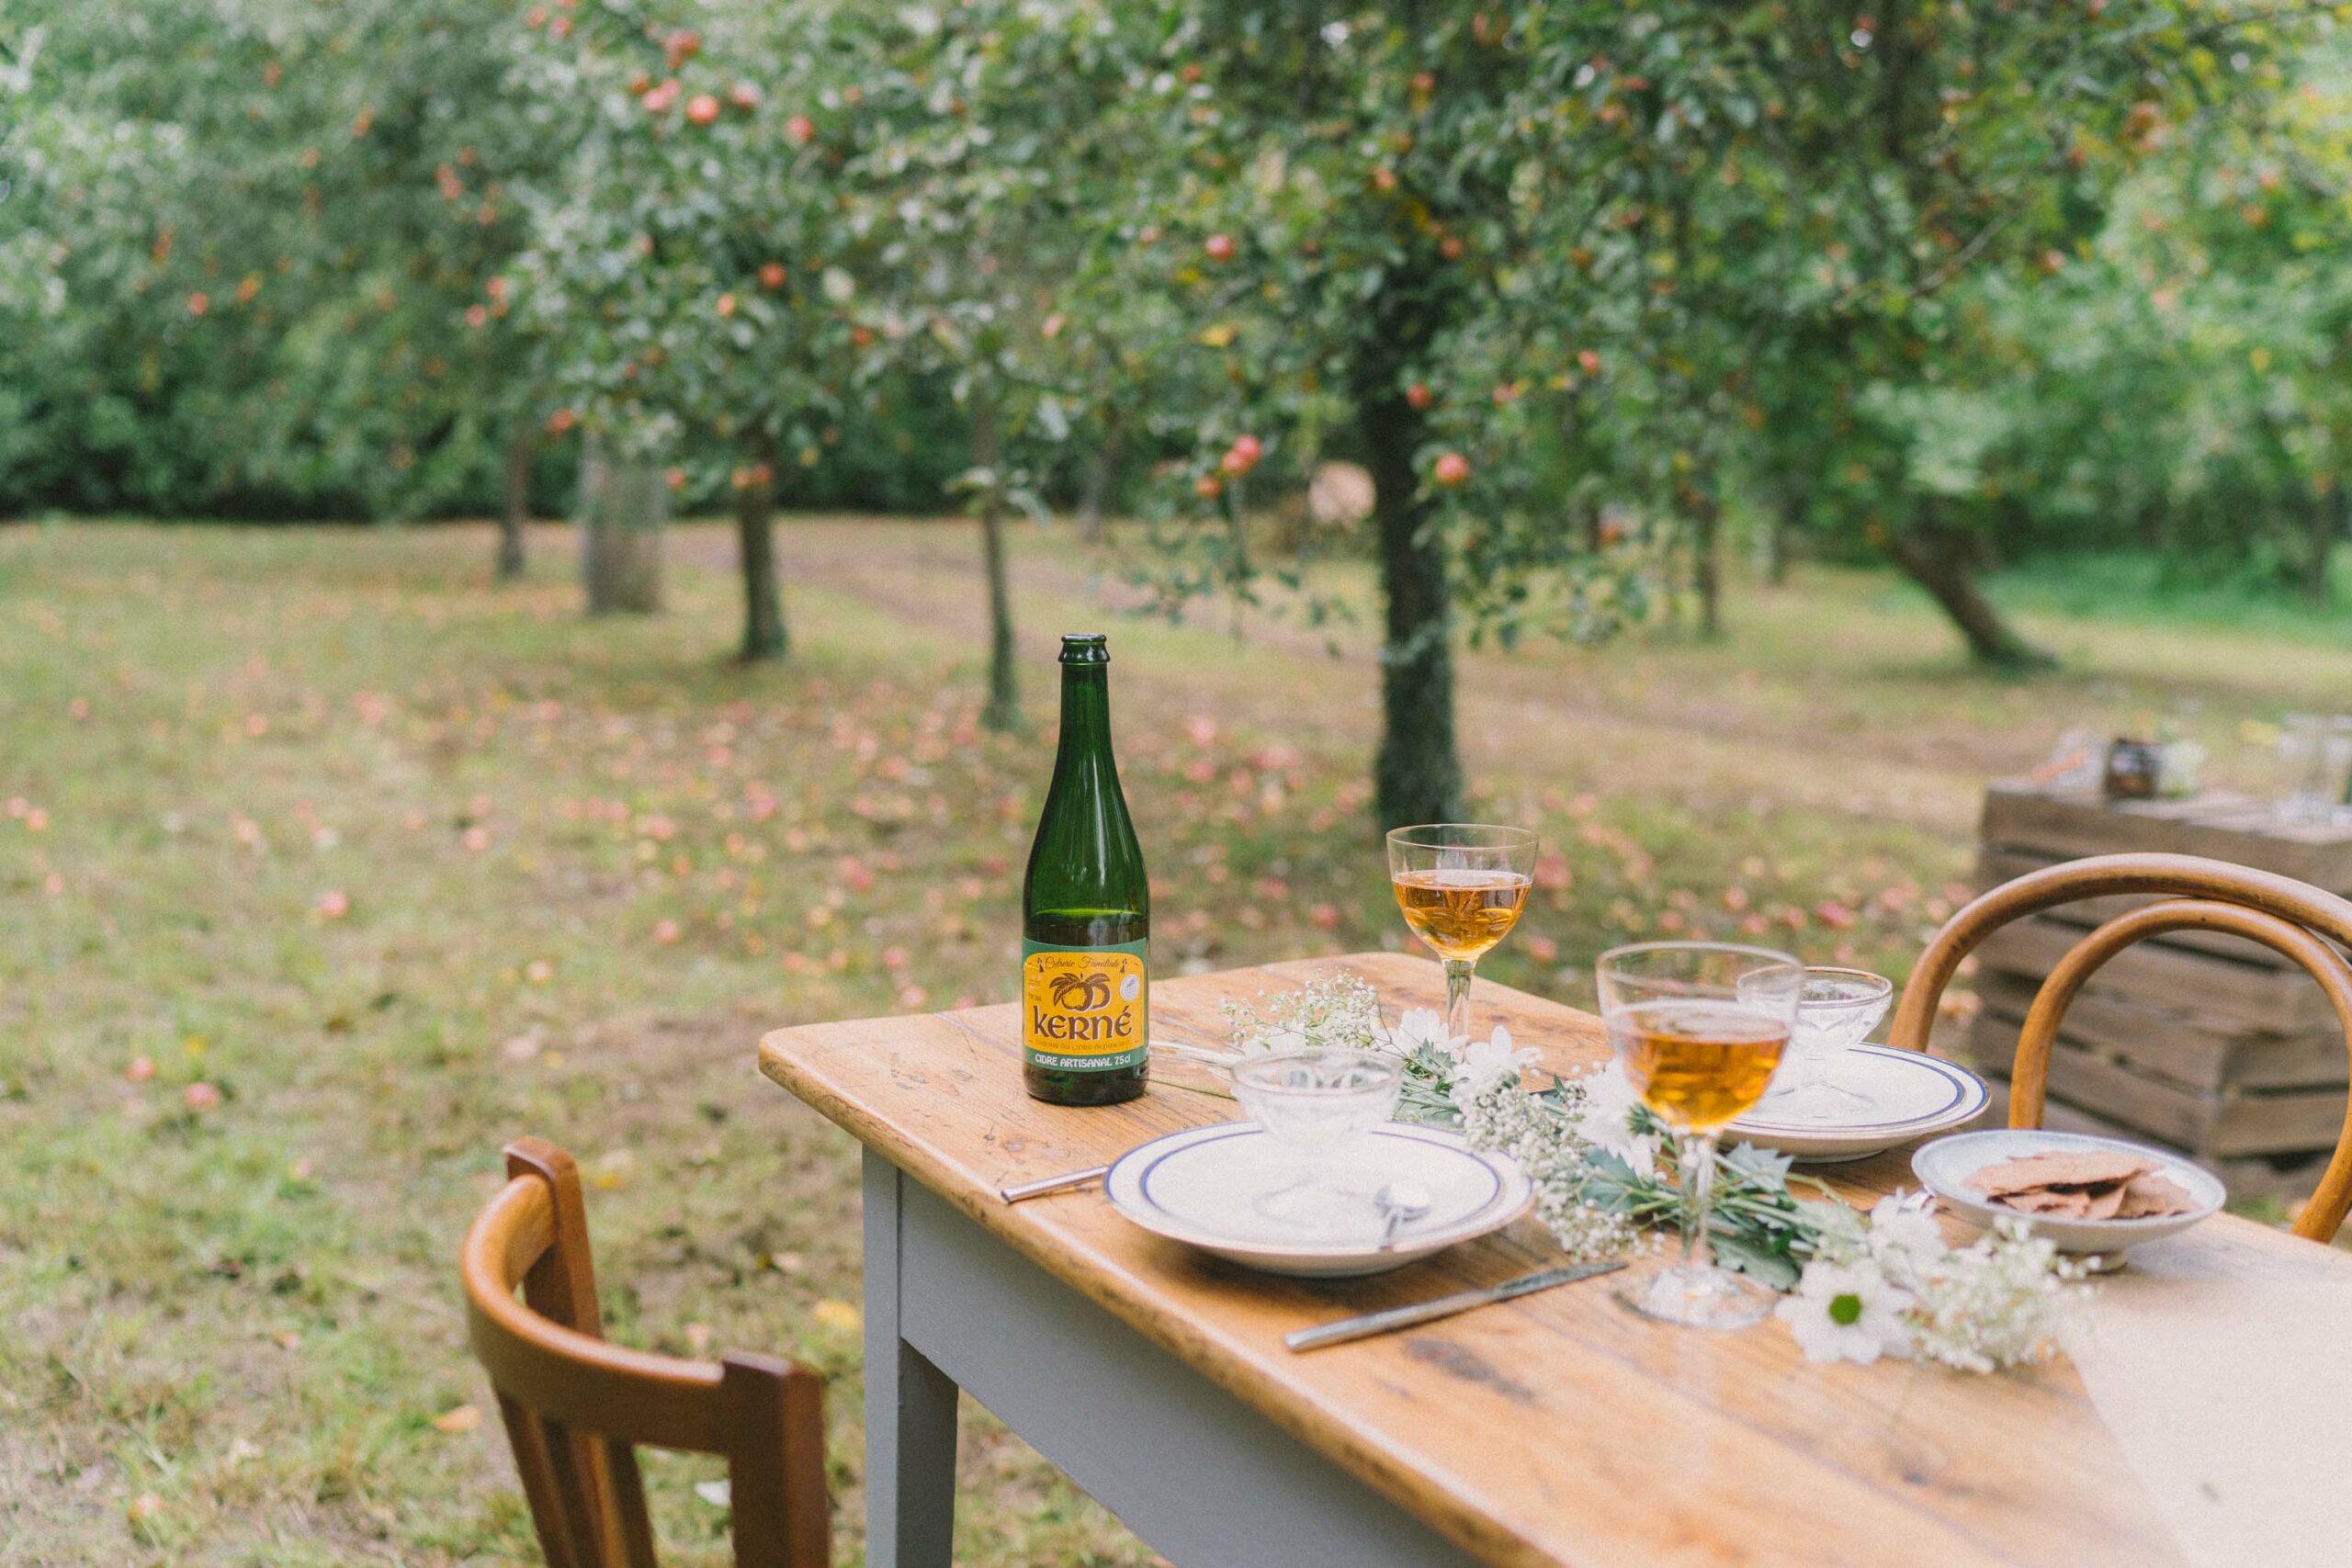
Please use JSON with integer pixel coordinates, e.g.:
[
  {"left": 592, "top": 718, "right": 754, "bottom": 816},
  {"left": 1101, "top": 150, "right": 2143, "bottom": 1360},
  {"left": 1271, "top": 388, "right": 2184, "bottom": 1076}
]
[
  {"left": 578, "top": 438, "right": 666, "bottom": 615},
  {"left": 2306, "top": 486, "right": 2342, "bottom": 607},
  {"left": 1761, "top": 482, "right": 1802, "bottom": 587},
  {"left": 1564, "top": 395, "right": 1601, "bottom": 553},
  {"left": 737, "top": 434, "right": 786, "bottom": 661},
  {"left": 1078, "top": 429, "right": 1121, "bottom": 543},
  {"left": 1359, "top": 389, "right": 1463, "bottom": 831},
  {"left": 498, "top": 428, "right": 532, "bottom": 581},
  {"left": 1883, "top": 515, "right": 2053, "bottom": 670},
  {"left": 1691, "top": 489, "right": 1724, "bottom": 637},
  {"left": 972, "top": 395, "right": 1023, "bottom": 732},
  {"left": 1227, "top": 472, "right": 1252, "bottom": 581},
  {"left": 1226, "top": 472, "right": 1253, "bottom": 641}
]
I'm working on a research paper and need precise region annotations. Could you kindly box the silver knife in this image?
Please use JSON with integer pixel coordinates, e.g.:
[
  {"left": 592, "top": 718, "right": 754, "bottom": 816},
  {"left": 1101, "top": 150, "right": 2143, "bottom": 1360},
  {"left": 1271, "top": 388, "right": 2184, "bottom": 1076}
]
[
  {"left": 999, "top": 1166, "right": 1109, "bottom": 1203},
  {"left": 1283, "top": 1260, "right": 1628, "bottom": 1352}
]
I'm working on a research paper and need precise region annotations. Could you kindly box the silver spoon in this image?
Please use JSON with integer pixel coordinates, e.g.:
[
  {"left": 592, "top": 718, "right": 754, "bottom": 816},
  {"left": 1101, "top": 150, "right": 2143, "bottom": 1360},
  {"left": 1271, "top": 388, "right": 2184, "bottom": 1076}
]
[{"left": 1374, "top": 1180, "right": 1433, "bottom": 1250}]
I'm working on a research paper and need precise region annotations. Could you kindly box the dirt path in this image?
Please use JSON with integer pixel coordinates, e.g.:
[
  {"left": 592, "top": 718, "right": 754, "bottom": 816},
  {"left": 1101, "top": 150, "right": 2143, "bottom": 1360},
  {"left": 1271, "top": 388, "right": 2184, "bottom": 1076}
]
[{"left": 685, "top": 520, "right": 1984, "bottom": 839}]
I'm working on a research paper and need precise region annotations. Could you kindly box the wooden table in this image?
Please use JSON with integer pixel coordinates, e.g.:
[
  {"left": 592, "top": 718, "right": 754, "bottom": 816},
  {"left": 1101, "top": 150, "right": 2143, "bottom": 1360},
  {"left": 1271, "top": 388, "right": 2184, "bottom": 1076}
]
[{"left": 758, "top": 952, "right": 2345, "bottom": 1568}]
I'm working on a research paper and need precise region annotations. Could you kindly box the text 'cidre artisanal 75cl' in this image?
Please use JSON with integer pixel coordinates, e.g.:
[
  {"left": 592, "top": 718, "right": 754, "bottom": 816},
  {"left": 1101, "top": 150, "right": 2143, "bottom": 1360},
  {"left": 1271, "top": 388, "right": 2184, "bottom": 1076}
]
[{"left": 1022, "top": 634, "right": 1148, "bottom": 1105}]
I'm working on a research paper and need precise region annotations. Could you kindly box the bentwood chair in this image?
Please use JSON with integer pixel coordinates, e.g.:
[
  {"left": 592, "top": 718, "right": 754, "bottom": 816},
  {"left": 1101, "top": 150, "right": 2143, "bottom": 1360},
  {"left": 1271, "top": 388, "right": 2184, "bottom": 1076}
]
[
  {"left": 461, "top": 1137, "right": 830, "bottom": 1567},
  {"left": 1887, "top": 852, "right": 2352, "bottom": 1245}
]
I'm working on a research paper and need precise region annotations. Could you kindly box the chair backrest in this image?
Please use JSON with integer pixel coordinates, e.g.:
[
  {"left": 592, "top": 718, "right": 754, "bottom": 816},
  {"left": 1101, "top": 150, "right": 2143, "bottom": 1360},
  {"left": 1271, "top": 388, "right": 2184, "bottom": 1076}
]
[
  {"left": 460, "top": 1137, "right": 829, "bottom": 1568},
  {"left": 1887, "top": 852, "right": 2352, "bottom": 1245}
]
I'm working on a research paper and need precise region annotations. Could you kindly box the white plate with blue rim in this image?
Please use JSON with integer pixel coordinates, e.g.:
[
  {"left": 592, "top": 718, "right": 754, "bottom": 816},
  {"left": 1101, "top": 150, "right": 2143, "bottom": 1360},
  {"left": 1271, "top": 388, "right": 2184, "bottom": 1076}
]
[
  {"left": 1102, "top": 1121, "right": 1532, "bottom": 1278},
  {"left": 1724, "top": 1045, "right": 1990, "bottom": 1164}
]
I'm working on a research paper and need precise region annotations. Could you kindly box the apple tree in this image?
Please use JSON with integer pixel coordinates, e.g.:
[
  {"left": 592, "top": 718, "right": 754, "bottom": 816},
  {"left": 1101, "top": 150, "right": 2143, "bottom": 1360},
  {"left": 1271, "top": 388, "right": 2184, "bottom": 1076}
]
[
  {"left": 0, "top": 0, "right": 545, "bottom": 528},
  {"left": 1532, "top": 0, "right": 2332, "bottom": 663},
  {"left": 509, "top": 0, "right": 881, "bottom": 652},
  {"left": 852, "top": 1, "right": 1133, "bottom": 729}
]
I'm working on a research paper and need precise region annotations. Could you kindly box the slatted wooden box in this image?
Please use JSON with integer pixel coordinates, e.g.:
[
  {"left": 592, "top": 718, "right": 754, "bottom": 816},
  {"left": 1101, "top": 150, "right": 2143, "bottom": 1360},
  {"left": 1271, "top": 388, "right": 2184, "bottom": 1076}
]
[{"left": 1968, "top": 782, "right": 2352, "bottom": 1173}]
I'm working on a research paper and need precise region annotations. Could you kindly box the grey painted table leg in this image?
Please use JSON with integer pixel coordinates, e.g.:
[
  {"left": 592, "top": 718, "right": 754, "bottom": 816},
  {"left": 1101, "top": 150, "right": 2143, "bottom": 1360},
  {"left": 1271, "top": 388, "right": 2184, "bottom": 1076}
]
[
  {"left": 890, "top": 1166, "right": 1481, "bottom": 1568},
  {"left": 863, "top": 1150, "right": 959, "bottom": 1568}
]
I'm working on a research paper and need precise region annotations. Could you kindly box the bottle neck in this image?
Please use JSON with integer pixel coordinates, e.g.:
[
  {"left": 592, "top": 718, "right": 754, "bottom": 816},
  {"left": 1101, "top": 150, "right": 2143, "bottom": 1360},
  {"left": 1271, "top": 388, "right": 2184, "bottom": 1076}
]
[{"left": 1052, "top": 662, "right": 1114, "bottom": 773}]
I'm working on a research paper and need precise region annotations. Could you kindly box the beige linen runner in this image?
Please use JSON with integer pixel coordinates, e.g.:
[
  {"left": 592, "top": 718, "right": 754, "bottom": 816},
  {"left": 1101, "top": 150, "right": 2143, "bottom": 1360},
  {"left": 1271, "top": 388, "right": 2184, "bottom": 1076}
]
[{"left": 2061, "top": 1241, "right": 2352, "bottom": 1568}]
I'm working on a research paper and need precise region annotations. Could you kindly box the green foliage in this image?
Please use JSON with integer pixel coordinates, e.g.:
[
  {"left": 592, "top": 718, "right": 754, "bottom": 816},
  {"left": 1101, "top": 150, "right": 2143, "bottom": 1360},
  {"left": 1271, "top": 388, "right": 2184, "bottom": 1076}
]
[
  {"left": 510, "top": 0, "right": 876, "bottom": 472},
  {"left": 6, "top": 0, "right": 2349, "bottom": 644},
  {"left": 1874, "top": 42, "right": 2352, "bottom": 585},
  {"left": 0, "top": 0, "right": 540, "bottom": 519}
]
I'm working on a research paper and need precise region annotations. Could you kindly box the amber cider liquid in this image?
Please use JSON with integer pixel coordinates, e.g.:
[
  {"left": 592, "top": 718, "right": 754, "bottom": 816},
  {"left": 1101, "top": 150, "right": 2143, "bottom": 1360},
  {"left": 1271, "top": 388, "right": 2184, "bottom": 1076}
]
[
  {"left": 1390, "top": 869, "right": 1531, "bottom": 961},
  {"left": 1609, "top": 998, "right": 1790, "bottom": 1132}
]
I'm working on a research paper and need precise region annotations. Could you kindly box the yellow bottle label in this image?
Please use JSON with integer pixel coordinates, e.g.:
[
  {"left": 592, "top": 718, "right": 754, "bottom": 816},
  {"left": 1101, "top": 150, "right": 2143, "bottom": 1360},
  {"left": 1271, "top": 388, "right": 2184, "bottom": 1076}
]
[{"left": 1022, "top": 941, "right": 1147, "bottom": 1072}]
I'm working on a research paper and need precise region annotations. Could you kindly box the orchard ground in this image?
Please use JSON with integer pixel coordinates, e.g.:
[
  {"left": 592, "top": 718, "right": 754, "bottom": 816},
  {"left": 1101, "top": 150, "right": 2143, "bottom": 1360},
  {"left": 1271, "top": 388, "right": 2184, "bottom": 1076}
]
[{"left": 6, "top": 518, "right": 2350, "bottom": 1565}]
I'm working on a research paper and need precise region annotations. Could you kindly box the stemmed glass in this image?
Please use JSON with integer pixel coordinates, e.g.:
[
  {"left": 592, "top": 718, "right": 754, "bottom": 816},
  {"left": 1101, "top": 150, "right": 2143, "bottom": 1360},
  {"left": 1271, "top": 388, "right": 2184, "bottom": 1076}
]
[
  {"left": 1231, "top": 1047, "right": 1404, "bottom": 1234},
  {"left": 1747, "top": 967, "right": 1894, "bottom": 1121},
  {"left": 1386, "top": 824, "right": 1539, "bottom": 1044},
  {"left": 2276, "top": 715, "right": 2352, "bottom": 823},
  {"left": 1598, "top": 942, "right": 1803, "bottom": 1330}
]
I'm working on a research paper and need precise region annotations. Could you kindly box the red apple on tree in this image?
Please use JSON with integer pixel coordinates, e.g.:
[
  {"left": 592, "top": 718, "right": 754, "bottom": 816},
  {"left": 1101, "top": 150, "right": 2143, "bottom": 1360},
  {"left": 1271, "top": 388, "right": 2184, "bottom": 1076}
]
[
  {"left": 1432, "top": 451, "right": 1470, "bottom": 487},
  {"left": 1194, "top": 473, "right": 1224, "bottom": 499},
  {"left": 786, "top": 114, "right": 816, "bottom": 146},
  {"left": 685, "top": 93, "right": 721, "bottom": 126},
  {"left": 663, "top": 28, "right": 701, "bottom": 68},
  {"left": 758, "top": 261, "right": 787, "bottom": 289},
  {"left": 1204, "top": 232, "right": 1236, "bottom": 263},
  {"left": 1577, "top": 348, "right": 1602, "bottom": 375},
  {"left": 1405, "top": 381, "right": 1433, "bottom": 410},
  {"left": 1229, "top": 433, "right": 1263, "bottom": 467},
  {"left": 729, "top": 82, "right": 762, "bottom": 111}
]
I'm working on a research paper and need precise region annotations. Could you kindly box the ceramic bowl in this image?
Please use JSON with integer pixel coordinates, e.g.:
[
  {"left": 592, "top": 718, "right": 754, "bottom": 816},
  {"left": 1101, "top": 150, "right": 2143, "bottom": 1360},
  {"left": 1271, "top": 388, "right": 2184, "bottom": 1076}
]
[{"left": 1911, "top": 1128, "right": 2224, "bottom": 1260}]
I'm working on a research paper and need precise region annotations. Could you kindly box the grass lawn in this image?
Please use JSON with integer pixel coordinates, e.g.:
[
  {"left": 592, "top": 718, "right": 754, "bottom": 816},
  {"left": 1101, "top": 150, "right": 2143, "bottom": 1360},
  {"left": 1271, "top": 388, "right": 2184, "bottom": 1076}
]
[{"left": 5, "top": 518, "right": 2347, "bottom": 1564}]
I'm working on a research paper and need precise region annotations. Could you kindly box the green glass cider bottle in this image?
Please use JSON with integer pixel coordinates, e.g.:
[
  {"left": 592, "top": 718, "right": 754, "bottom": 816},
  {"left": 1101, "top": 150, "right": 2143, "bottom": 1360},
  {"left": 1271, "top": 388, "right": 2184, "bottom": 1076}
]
[{"left": 1021, "top": 634, "right": 1149, "bottom": 1105}]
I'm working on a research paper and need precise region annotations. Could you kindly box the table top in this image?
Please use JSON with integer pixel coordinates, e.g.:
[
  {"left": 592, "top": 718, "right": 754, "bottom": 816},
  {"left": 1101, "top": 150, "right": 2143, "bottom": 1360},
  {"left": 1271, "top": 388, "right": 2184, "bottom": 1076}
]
[{"left": 758, "top": 951, "right": 2349, "bottom": 1568}]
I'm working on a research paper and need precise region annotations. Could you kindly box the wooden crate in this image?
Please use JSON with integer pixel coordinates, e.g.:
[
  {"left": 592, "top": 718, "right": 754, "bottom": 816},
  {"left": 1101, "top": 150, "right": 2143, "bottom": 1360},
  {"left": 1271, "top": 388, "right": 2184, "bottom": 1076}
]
[{"left": 1969, "top": 781, "right": 2352, "bottom": 1163}]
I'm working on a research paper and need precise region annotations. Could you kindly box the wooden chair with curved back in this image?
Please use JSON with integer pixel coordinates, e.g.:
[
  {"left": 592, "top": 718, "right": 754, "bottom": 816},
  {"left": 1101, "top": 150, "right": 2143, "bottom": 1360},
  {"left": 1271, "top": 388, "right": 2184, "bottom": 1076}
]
[
  {"left": 461, "top": 1136, "right": 830, "bottom": 1568},
  {"left": 1885, "top": 851, "right": 2352, "bottom": 1245}
]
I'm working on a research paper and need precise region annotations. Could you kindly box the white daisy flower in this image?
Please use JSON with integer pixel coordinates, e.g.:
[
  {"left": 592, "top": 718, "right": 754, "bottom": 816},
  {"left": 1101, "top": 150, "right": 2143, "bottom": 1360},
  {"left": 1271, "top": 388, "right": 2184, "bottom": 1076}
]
[
  {"left": 1777, "top": 1259, "right": 1915, "bottom": 1365},
  {"left": 1453, "top": 1025, "right": 1539, "bottom": 1097},
  {"left": 1379, "top": 1007, "right": 1458, "bottom": 1057},
  {"left": 1865, "top": 1192, "right": 1946, "bottom": 1269},
  {"left": 1567, "top": 1062, "right": 1658, "bottom": 1180}
]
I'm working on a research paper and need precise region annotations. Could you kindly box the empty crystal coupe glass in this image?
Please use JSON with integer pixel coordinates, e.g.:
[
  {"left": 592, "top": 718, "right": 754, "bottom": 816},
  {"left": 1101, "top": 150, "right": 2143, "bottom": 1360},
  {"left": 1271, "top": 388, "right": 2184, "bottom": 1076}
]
[
  {"left": 1231, "top": 1047, "right": 1405, "bottom": 1234},
  {"left": 1747, "top": 967, "right": 1894, "bottom": 1120}
]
